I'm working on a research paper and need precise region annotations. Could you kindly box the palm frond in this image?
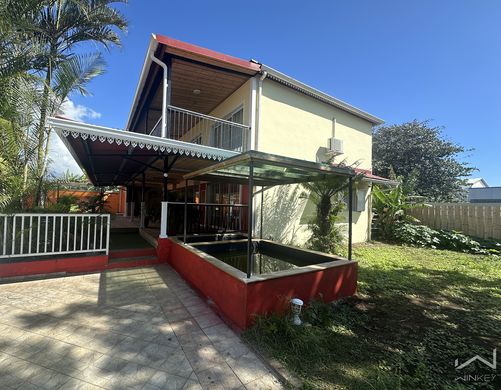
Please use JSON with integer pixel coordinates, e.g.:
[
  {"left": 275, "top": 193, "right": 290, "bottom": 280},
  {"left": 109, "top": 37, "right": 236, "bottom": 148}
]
[{"left": 52, "top": 52, "right": 105, "bottom": 101}]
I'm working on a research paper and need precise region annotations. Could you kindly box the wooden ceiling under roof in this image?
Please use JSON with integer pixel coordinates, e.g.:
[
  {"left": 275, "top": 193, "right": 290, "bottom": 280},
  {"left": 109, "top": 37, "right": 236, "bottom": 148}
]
[{"left": 130, "top": 52, "right": 252, "bottom": 134}]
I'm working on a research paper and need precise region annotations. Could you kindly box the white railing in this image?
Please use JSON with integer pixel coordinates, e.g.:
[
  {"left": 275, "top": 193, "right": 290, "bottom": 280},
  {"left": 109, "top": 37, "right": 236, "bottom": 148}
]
[
  {"left": 0, "top": 214, "right": 110, "bottom": 259},
  {"left": 150, "top": 105, "right": 250, "bottom": 152}
]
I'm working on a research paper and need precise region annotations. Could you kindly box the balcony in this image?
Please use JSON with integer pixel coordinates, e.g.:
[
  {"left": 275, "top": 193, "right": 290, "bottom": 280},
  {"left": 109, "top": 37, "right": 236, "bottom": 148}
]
[{"left": 149, "top": 105, "right": 251, "bottom": 153}]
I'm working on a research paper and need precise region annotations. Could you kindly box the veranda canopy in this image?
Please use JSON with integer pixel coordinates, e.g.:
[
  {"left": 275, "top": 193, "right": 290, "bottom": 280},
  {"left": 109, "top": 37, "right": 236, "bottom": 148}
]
[{"left": 184, "top": 150, "right": 357, "bottom": 276}]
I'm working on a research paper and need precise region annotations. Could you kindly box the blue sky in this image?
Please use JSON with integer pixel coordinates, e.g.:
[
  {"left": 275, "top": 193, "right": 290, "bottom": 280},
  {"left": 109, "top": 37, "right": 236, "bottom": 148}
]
[{"left": 65, "top": 0, "right": 501, "bottom": 184}]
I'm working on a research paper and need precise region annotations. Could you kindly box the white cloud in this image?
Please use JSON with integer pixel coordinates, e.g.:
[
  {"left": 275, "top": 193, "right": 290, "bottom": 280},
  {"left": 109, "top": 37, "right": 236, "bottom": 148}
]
[
  {"left": 60, "top": 99, "right": 101, "bottom": 121},
  {"left": 49, "top": 99, "right": 102, "bottom": 177},
  {"left": 49, "top": 135, "right": 83, "bottom": 177}
]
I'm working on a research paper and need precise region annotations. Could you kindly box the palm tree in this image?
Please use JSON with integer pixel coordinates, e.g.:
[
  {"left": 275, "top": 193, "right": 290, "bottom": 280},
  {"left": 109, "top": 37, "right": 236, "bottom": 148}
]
[
  {"left": 301, "top": 157, "right": 362, "bottom": 253},
  {"left": 15, "top": 0, "right": 128, "bottom": 203},
  {"left": 0, "top": 0, "right": 127, "bottom": 208},
  {"left": 0, "top": 0, "right": 47, "bottom": 81}
]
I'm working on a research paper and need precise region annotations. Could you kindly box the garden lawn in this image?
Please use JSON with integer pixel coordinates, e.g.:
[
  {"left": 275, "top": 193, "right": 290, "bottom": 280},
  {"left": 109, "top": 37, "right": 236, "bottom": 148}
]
[{"left": 244, "top": 242, "right": 501, "bottom": 389}]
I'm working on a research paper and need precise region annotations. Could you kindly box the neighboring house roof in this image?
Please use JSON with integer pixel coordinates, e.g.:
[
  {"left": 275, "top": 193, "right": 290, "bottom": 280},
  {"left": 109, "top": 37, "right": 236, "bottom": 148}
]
[
  {"left": 126, "top": 34, "right": 384, "bottom": 131},
  {"left": 466, "top": 178, "right": 489, "bottom": 188},
  {"left": 468, "top": 186, "right": 501, "bottom": 203}
]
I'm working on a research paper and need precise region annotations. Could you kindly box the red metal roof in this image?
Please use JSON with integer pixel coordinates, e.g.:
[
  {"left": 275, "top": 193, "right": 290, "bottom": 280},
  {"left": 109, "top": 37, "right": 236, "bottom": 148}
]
[
  {"left": 155, "top": 34, "right": 261, "bottom": 75},
  {"left": 354, "top": 168, "right": 393, "bottom": 183}
]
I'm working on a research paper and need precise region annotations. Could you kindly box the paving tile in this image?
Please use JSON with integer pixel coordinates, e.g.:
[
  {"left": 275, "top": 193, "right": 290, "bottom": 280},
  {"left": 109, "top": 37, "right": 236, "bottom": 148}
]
[
  {"left": 244, "top": 373, "right": 283, "bottom": 390},
  {"left": 103, "top": 361, "right": 156, "bottom": 389},
  {"left": 134, "top": 342, "right": 179, "bottom": 368},
  {"left": 196, "top": 363, "right": 244, "bottom": 390},
  {"left": 183, "top": 344, "right": 226, "bottom": 373},
  {"left": 217, "top": 339, "right": 251, "bottom": 361},
  {"left": 176, "top": 328, "right": 212, "bottom": 350},
  {"left": 170, "top": 318, "right": 202, "bottom": 336},
  {"left": 0, "top": 265, "right": 281, "bottom": 389},
  {"left": 27, "top": 368, "right": 71, "bottom": 389},
  {"left": 0, "top": 372, "right": 26, "bottom": 389},
  {"left": 158, "top": 348, "right": 194, "bottom": 378},
  {"left": 146, "top": 370, "right": 191, "bottom": 389},
  {"left": 164, "top": 307, "right": 193, "bottom": 322},
  {"left": 58, "top": 377, "right": 103, "bottom": 390},
  {"left": 193, "top": 312, "right": 223, "bottom": 329},
  {"left": 183, "top": 372, "right": 204, "bottom": 390},
  {"left": 226, "top": 352, "right": 270, "bottom": 385}
]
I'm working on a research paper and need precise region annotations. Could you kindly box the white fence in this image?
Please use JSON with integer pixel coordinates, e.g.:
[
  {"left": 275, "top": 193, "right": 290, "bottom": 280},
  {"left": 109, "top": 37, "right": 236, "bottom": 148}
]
[
  {"left": 410, "top": 203, "right": 501, "bottom": 240},
  {"left": 0, "top": 214, "right": 110, "bottom": 259}
]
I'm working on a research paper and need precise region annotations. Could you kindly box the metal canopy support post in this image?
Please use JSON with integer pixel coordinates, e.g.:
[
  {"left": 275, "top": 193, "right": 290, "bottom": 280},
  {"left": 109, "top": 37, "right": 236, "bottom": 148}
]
[
  {"left": 124, "top": 186, "right": 130, "bottom": 217},
  {"left": 163, "top": 157, "right": 169, "bottom": 201},
  {"left": 160, "top": 157, "right": 169, "bottom": 238},
  {"left": 184, "top": 179, "right": 188, "bottom": 243},
  {"left": 140, "top": 173, "right": 146, "bottom": 228},
  {"left": 348, "top": 177, "right": 353, "bottom": 260},
  {"left": 246, "top": 162, "right": 254, "bottom": 278},
  {"left": 130, "top": 180, "right": 135, "bottom": 222},
  {"left": 260, "top": 186, "right": 264, "bottom": 240}
]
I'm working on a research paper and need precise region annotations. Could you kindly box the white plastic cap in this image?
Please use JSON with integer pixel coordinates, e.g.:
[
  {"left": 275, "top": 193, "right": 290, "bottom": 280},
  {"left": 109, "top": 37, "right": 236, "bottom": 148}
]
[{"left": 291, "top": 298, "right": 304, "bottom": 306}]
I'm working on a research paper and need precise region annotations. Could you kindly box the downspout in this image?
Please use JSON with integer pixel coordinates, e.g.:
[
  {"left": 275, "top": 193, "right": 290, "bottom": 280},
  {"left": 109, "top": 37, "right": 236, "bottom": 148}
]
[
  {"left": 150, "top": 53, "right": 168, "bottom": 138},
  {"left": 255, "top": 71, "right": 268, "bottom": 150},
  {"left": 255, "top": 71, "right": 267, "bottom": 237}
]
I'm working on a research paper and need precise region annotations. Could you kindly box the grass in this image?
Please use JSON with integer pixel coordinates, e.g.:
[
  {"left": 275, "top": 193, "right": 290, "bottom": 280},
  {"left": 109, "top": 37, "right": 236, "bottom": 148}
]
[{"left": 244, "top": 242, "right": 501, "bottom": 389}]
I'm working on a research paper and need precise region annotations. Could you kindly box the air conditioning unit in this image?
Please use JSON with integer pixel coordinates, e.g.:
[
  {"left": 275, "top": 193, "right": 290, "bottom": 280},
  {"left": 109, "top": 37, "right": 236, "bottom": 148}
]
[{"left": 328, "top": 137, "right": 344, "bottom": 154}]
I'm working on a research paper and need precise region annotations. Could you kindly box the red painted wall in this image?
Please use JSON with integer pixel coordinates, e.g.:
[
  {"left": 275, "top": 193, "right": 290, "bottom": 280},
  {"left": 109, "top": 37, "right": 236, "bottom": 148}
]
[
  {"left": 0, "top": 255, "right": 108, "bottom": 278},
  {"left": 0, "top": 247, "right": 165, "bottom": 279},
  {"left": 168, "top": 240, "right": 249, "bottom": 329},
  {"left": 166, "top": 239, "right": 358, "bottom": 330},
  {"left": 245, "top": 263, "right": 357, "bottom": 324}
]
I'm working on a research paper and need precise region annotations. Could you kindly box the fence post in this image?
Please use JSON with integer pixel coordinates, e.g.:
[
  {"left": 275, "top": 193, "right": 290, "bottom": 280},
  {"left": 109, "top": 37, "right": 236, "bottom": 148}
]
[{"left": 105, "top": 215, "right": 111, "bottom": 255}]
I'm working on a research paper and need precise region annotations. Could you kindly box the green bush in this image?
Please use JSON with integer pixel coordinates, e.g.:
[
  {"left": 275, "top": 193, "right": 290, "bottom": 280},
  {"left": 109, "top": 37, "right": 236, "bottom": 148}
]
[{"left": 391, "top": 222, "right": 499, "bottom": 255}]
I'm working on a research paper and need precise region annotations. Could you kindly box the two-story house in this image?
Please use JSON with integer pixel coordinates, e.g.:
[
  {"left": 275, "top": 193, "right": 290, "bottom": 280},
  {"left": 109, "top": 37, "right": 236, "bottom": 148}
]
[{"left": 50, "top": 34, "right": 388, "bottom": 248}]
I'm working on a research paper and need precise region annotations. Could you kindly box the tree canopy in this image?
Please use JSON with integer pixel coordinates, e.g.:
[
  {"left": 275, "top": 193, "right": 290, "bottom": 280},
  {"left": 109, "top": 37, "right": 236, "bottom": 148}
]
[
  {"left": 0, "top": 0, "right": 127, "bottom": 210},
  {"left": 373, "top": 120, "right": 474, "bottom": 201}
]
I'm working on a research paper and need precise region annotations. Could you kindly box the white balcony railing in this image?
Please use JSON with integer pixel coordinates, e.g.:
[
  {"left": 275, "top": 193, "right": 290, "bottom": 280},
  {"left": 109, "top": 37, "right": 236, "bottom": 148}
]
[
  {"left": 149, "top": 105, "right": 250, "bottom": 152},
  {"left": 0, "top": 214, "right": 110, "bottom": 259}
]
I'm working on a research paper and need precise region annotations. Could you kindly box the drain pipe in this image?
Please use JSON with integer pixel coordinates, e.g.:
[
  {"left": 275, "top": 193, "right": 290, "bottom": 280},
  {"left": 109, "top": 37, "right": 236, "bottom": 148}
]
[
  {"left": 256, "top": 71, "right": 268, "bottom": 150},
  {"left": 255, "top": 71, "right": 267, "bottom": 237},
  {"left": 150, "top": 53, "right": 168, "bottom": 138}
]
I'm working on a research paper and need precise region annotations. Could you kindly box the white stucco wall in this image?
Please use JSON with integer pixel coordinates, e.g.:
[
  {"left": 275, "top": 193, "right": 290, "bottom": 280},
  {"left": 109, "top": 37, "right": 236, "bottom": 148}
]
[{"left": 255, "top": 79, "right": 374, "bottom": 245}]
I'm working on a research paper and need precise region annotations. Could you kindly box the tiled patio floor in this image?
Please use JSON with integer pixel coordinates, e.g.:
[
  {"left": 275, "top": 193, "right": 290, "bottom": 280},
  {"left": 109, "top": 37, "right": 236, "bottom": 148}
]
[{"left": 0, "top": 265, "right": 282, "bottom": 389}]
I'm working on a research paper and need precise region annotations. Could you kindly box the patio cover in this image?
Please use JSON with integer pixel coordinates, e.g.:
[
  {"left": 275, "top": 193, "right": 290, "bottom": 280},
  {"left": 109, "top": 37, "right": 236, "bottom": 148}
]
[
  {"left": 183, "top": 151, "right": 357, "bottom": 269},
  {"left": 183, "top": 150, "right": 356, "bottom": 186},
  {"left": 48, "top": 117, "right": 238, "bottom": 187}
]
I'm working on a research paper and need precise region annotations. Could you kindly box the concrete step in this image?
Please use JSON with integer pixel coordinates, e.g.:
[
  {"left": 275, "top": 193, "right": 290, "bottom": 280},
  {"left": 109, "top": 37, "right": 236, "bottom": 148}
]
[
  {"left": 106, "top": 255, "right": 162, "bottom": 270},
  {"left": 108, "top": 255, "right": 158, "bottom": 264},
  {"left": 109, "top": 247, "right": 157, "bottom": 259}
]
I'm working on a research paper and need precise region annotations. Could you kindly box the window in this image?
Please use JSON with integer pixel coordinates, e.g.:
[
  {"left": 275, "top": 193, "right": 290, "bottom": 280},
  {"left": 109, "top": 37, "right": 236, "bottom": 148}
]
[{"left": 207, "top": 183, "right": 241, "bottom": 204}]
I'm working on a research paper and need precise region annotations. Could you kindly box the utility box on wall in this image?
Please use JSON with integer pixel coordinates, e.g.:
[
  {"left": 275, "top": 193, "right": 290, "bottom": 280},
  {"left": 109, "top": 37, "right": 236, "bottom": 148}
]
[{"left": 353, "top": 189, "right": 367, "bottom": 212}]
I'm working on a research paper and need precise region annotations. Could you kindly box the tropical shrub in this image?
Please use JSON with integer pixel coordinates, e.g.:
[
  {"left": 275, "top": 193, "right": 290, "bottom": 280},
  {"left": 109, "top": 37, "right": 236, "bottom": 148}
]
[
  {"left": 29, "top": 195, "right": 78, "bottom": 213},
  {"left": 372, "top": 184, "right": 423, "bottom": 240},
  {"left": 302, "top": 158, "right": 363, "bottom": 254},
  {"left": 306, "top": 198, "right": 345, "bottom": 254},
  {"left": 391, "top": 222, "right": 499, "bottom": 255}
]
